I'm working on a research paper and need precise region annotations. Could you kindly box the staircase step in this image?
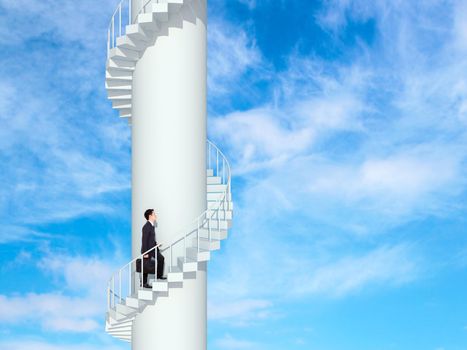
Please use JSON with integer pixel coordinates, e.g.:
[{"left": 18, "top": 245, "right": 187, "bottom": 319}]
[
  {"left": 105, "top": 322, "right": 133, "bottom": 332},
  {"left": 206, "top": 209, "right": 233, "bottom": 220},
  {"left": 105, "top": 77, "right": 133, "bottom": 87},
  {"left": 207, "top": 176, "right": 222, "bottom": 185},
  {"left": 106, "top": 66, "right": 134, "bottom": 78},
  {"left": 137, "top": 12, "right": 160, "bottom": 31},
  {"left": 198, "top": 228, "right": 228, "bottom": 240},
  {"left": 126, "top": 23, "right": 153, "bottom": 41},
  {"left": 207, "top": 169, "right": 214, "bottom": 176},
  {"left": 108, "top": 94, "right": 132, "bottom": 101},
  {"left": 106, "top": 318, "right": 133, "bottom": 330},
  {"left": 186, "top": 247, "right": 210, "bottom": 262},
  {"left": 106, "top": 85, "right": 132, "bottom": 92},
  {"left": 112, "top": 102, "right": 132, "bottom": 110},
  {"left": 106, "top": 60, "right": 135, "bottom": 71},
  {"left": 108, "top": 331, "right": 131, "bottom": 338},
  {"left": 192, "top": 237, "right": 220, "bottom": 251},
  {"left": 167, "top": 0, "right": 184, "bottom": 12},
  {"left": 116, "top": 35, "right": 148, "bottom": 51},
  {"left": 203, "top": 218, "right": 231, "bottom": 230},
  {"left": 177, "top": 256, "right": 198, "bottom": 272},
  {"left": 105, "top": 321, "right": 133, "bottom": 333},
  {"left": 109, "top": 47, "right": 140, "bottom": 62},
  {"left": 207, "top": 184, "right": 227, "bottom": 193},
  {"left": 150, "top": 279, "right": 169, "bottom": 292},
  {"left": 116, "top": 303, "right": 138, "bottom": 316},
  {"left": 207, "top": 192, "right": 232, "bottom": 201},
  {"left": 109, "top": 308, "right": 130, "bottom": 322},
  {"left": 151, "top": 3, "right": 169, "bottom": 21},
  {"left": 207, "top": 200, "right": 233, "bottom": 211},
  {"left": 137, "top": 289, "right": 155, "bottom": 301},
  {"left": 109, "top": 56, "right": 137, "bottom": 69},
  {"left": 126, "top": 296, "right": 146, "bottom": 309},
  {"left": 119, "top": 108, "right": 132, "bottom": 117},
  {"left": 167, "top": 266, "right": 184, "bottom": 282}
]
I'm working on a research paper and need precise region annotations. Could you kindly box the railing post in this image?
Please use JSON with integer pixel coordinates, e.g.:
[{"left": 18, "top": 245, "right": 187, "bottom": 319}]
[
  {"left": 129, "top": 263, "right": 132, "bottom": 296},
  {"left": 119, "top": 4, "right": 122, "bottom": 37},
  {"left": 208, "top": 142, "right": 211, "bottom": 169},
  {"left": 107, "top": 285, "right": 110, "bottom": 309},
  {"left": 107, "top": 29, "right": 110, "bottom": 58},
  {"left": 119, "top": 270, "right": 122, "bottom": 303},
  {"left": 184, "top": 234, "right": 187, "bottom": 263},
  {"left": 216, "top": 150, "right": 219, "bottom": 177},
  {"left": 170, "top": 245, "right": 172, "bottom": 272},
  {"left": 112, "top": 16, "right": 115, "bottom": 49},
  {"left": 208, "top": 217, "right": 211, "bottom": 242},
  {"left": 140, "top": 258, "right": 143, "bottom": 287},
  {"left": 129, "top": 0, "right": 132, "bottom": 24},
  {"left": 197, "top": 217, "right": 200, "bottom": 253},
  {"left": 112, "top": 277, "right": 115, "bottom": 308}
]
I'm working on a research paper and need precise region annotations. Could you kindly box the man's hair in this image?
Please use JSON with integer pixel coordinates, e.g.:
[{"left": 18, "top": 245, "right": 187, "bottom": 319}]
[{"left": 144, "top": 209, "right": 154, "bottom": 220}]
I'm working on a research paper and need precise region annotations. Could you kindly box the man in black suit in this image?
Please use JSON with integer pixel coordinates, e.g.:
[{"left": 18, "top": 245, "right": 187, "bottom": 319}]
[{"left": 141, "top": 209, "right": 166, "bottom": 288}]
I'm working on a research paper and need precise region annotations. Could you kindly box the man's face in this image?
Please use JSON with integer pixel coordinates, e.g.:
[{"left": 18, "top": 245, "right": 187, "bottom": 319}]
[{"left": 150, "top": 211, "right": 157, "bottom": 222}]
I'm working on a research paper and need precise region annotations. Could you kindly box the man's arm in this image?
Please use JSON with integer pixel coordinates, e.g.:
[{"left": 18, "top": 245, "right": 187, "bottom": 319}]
[{"left": 141, "top": 224, "right": 150, "bottom": 257}]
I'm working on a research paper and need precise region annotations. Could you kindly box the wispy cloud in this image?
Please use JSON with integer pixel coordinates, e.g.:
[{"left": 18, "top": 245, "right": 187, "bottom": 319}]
[
  {"left": 0, "top": 340, "right": 126, "bottom": 350},
  {"left": 0, "top": 0, "right": 131, "bottom": 237},
  {"left": 289, "top": 244, "right": 418, "bottom": 297},
  {"left": 214, "top": 333, "right": 259, "bottom": 349},
  {"left": 208, "top": 19, "right": 265, "bottom": 97},
  {"left": 0, "top": 0, "right": 116, "bottom": 48},
  {"left": 209, "top": 2, "right": 467, "bottom": 335},
  {"left": 0, "top": 252, "right": 121, "bottom": 333},
  {"left": 209, "top": 299, "right": 273, "bottom": 326}
]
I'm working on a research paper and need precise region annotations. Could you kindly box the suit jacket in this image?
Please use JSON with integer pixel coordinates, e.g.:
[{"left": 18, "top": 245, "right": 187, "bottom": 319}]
[{"left": 141, "top": 221, "right": 157, "bottom": 259}]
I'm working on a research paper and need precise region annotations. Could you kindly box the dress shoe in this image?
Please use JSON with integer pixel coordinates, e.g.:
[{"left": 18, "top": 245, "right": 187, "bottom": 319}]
[
  {"left": 158, "top": 276, "right": 167, "bottom": 280},
  {"left": 143, "top": 283, "right": 152, "bottom": 289}
]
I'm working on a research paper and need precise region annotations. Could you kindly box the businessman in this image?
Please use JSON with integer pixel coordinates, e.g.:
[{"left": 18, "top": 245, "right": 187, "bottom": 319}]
[{"left": 141, "top": 209, "right": 166, "bottom": 288}]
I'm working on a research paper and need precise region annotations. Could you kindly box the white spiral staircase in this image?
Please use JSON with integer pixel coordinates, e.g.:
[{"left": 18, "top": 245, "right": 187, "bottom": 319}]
[{"left": 104, "top": 0, "right": 233, "bottom": 343}]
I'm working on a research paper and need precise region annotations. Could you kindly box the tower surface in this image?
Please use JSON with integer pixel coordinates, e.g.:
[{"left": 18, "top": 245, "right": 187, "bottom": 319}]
[
  {"left": 103, "top": 1, "right": 233, "bottom": 348},
  {"left": 131, "top": 1, "right": 207, "bottom": 349}
]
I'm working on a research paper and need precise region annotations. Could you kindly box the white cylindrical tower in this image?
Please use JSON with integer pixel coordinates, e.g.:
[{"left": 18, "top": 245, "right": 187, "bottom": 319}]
[{"left": 130, "top": 1, "right": 207, "bottom": 349}]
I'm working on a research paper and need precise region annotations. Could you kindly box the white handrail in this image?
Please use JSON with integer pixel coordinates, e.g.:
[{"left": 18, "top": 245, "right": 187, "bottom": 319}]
[{"left": 107, "top": 140, "right": 231, "bottom": 311}]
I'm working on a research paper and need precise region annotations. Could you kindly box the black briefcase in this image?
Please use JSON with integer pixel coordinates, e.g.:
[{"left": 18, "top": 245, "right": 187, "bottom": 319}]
[{"left": 136, "top": 258, "right": 142, "bottom": 273}]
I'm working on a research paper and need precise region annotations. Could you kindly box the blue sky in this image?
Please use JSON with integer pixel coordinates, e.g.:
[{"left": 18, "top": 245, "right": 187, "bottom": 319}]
[{"left": 1, "top": 0, "right": 467, "bottom": 349}]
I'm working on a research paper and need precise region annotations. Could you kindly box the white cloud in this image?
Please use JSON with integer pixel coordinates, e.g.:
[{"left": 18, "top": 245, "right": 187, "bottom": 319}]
[
  {"left": 0, "top": 0, "right": 116, "bottom": 48},
  {"left": 208, "top": 20, "right": 264, "bottom": 95},
  {"left": 290, "top": 245, "right": 417, "bottom": 297},
  {"left": 208, "top": 299, "right": 273, "bottom": 326},
  {"left": 306, "top": 146, "right": 463, "bottom": 220},
  {"left": 214, "top": 334, "right": 258, "bottom": 349},
  {"left": 211, "top": 108, "right": 314, "bottom": 174},
  {"left": 0, "top": 293, "right": 101, "bottom": 332},
  {"left": 0, "top": 340, "right": 126, "bottom": 350},
  {"left": 206, "top": 4, "right": 467, "bottom": 335},
  {"left": 0, "top": 32, "right": 130, "bottom": 231},
  {"left": 0, "top": 252, "right": 123, "bottom": 333}
]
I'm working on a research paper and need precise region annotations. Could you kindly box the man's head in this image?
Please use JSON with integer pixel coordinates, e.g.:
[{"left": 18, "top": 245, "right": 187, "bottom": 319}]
[{"left": 144, "top": 209, "right": 157, "bottom": 222}]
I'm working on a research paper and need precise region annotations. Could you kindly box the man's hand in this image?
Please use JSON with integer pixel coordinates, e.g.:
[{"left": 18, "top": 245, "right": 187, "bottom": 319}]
[{"left": 143, "top": 254, "right": 149, "bottom": 258}]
